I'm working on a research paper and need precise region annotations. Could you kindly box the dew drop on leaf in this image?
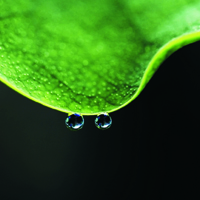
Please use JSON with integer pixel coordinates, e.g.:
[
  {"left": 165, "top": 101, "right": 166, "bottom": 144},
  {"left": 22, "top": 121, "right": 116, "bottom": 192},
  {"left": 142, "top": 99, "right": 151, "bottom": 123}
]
[
  {"left": 94, "top": 113, "right": 112, "bottom": 130},
  {"left": 65, "top": 113, "right": 84, "bottom": 131}
]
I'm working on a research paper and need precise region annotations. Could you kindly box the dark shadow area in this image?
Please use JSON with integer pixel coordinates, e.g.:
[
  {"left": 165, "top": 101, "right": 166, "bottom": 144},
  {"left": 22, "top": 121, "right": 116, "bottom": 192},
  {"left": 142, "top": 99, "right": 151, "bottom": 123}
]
[{"left": 0, "top": 41, "right": 199, "bottom": 200}]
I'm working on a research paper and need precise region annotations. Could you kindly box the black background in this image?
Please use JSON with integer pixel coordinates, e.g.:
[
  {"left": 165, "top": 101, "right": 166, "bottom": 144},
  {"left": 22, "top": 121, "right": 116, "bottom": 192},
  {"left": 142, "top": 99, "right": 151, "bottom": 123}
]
[{"left": 0, "top": 41, "right": 199, "bottom": 200}]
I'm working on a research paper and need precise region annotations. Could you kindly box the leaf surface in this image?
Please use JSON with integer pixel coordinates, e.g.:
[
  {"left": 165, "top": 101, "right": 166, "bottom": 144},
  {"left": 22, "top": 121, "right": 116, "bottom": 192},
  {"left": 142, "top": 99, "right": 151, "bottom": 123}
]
[{"left": 0, "top": 0, "right": 200, "bottom": 115}]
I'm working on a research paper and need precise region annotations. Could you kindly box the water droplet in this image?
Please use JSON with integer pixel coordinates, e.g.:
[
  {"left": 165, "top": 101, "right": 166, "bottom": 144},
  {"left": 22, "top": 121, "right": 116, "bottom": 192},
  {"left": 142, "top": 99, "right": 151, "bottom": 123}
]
[
  {"left": 83, "top": 60, "right": 88, "bottom": 66},
  {"left": 94, "top": 113, "right": 112, "bottom": 130},
  {"left": 65, "top": 113, "right": 84, "bottom": 131}
]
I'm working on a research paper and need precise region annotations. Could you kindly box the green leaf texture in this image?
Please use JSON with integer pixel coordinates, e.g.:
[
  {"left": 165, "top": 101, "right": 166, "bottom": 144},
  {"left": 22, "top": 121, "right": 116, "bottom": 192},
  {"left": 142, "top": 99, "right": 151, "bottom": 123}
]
[{"left": 0, "top": 0, "right": 200, "bottom": 115}]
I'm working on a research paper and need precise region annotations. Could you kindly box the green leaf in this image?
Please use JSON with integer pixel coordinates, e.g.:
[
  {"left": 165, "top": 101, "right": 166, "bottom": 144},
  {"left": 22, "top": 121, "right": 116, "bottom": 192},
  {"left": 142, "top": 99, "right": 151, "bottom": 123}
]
[{"left": 0, "top": 0, "right": 200, "bottom": 115}]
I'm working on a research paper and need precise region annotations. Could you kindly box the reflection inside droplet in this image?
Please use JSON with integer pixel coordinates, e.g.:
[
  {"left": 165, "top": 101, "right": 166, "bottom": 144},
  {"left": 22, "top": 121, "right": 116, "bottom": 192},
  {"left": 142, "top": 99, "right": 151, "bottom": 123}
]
[
  {"left": 94, "top": 113, "right": 112, "bottom": 130},
  {"left": 65, "top": 113, "right": 84, "bottom": 131}
]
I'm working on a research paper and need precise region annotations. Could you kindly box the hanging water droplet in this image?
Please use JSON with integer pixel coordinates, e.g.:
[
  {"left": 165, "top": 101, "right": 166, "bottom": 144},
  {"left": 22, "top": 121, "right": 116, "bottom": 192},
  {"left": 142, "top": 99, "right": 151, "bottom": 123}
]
[
  {"left": 94, "top": 113, "right": 112, "bottom": 130},
  {"left": 65, "top": 113, "right": 84, "bottom": 131}
]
